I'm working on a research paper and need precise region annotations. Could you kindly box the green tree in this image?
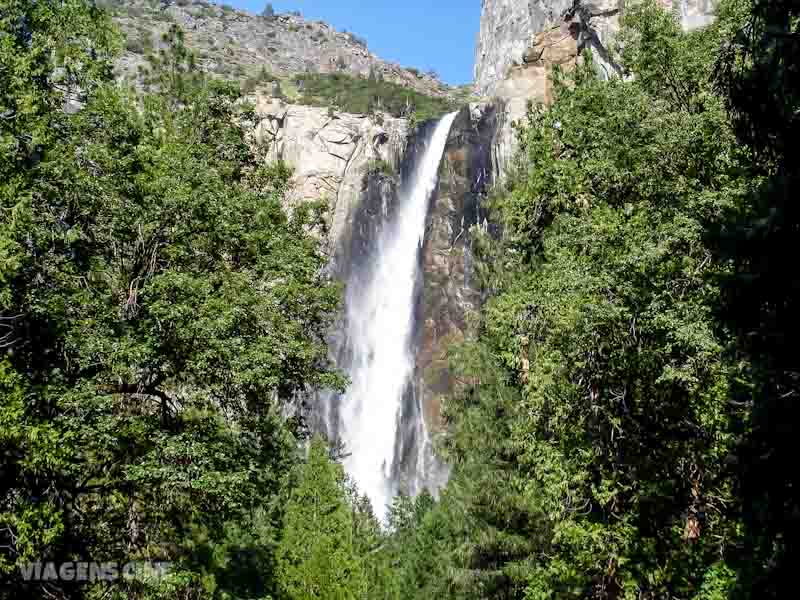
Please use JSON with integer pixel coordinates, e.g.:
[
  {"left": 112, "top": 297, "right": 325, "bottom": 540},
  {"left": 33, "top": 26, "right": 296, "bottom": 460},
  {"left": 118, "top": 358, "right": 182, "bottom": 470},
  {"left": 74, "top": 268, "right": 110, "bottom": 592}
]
[
  {"left": 276, "top": 437, "right": 365, "bottom": 600},
  {"left": 434, "top": 3, "right": 755, "bottom": 597},
  {"left": 714, "top": 0, "right": 800, "bottom": 596},
  {"left": 140, "top": 24, "right": 205, "bottom": 104},
  {"left": 1, "top": 6, "right": 343, "bottom": 598}
]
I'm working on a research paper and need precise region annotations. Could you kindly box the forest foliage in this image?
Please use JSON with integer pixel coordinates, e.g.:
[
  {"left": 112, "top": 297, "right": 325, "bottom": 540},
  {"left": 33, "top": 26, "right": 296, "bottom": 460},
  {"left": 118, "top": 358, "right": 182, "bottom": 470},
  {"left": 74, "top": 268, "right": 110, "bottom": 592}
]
[{"left": 1, "top": 0, "right": 798, "bottom": 598}]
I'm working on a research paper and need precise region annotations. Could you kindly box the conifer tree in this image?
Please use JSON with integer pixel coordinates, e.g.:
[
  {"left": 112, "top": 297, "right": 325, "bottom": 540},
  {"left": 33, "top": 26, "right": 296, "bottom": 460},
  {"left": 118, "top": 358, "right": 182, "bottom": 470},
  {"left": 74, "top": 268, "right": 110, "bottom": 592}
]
[{"left": 277, "top": 437, "right": 365, "bottom": 600}]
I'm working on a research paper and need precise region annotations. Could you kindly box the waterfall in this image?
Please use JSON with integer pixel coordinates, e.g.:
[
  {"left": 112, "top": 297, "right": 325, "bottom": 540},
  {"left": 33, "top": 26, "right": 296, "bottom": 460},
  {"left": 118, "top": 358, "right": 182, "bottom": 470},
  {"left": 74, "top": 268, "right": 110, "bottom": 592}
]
[{"left": 331, "top": 112, "right": 457, "bottom": 520}]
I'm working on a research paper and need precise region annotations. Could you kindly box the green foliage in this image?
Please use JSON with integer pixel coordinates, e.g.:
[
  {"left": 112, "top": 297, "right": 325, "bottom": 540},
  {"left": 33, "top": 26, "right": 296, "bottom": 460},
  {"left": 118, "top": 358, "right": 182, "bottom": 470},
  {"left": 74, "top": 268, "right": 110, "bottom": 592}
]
[
  {"left": 276, "top": 437, "right": 365, "bottom": 599},
  {"left": 295, "top": 73, "right": 457, "bottom": 122},
  {"left": 384, "top": 2, "right": 791, "bottom": 599},
  {"left": 241, "top": 66, "right": 279, "bottom": 94},
  {"left": 366, "top": 159, "right": 394, "bottom": 178},
  {"left": 141, "top": 24, "right": 206, "bottom": 102},
  {"left": 3, "top": 1, "right": 799, "bottom": 599},
  {"left": 1, "top": 5, "right": 344, "bottom": 598},
  {"left": 712, "top": 1, "right": 800, "bottom": 596}
]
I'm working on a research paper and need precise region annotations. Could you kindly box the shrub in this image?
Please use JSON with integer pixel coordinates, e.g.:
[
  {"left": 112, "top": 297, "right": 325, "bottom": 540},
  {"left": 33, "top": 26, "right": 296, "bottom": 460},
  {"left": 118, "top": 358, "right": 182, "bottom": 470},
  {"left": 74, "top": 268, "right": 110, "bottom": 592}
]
[
  {"left": 367, "top": 159, "right": 393, "bottom": 177},
  {"left": 241, "top": 67, "right": 278, "bottom": 93}
]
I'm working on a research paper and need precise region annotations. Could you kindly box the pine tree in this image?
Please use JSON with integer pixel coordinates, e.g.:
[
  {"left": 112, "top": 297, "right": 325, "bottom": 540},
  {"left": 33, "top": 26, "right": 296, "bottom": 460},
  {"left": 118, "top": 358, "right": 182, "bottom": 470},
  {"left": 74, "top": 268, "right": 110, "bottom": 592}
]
[{"left": 277, "top": 437, "right": 365, "bottom": 600}]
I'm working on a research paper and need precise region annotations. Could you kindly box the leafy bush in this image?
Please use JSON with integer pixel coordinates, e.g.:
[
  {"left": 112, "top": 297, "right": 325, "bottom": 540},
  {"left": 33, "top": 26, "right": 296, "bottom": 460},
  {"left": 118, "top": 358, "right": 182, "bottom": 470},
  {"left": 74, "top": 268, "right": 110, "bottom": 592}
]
[
  {"left": 366, "top": 159, "right": 394, "bottom": 178},
  {"left": 295, "top": 72, "right": 456, "bottom": 122},
  {"left": 0, "top": 9, "right": 344, "bottom": 597}
]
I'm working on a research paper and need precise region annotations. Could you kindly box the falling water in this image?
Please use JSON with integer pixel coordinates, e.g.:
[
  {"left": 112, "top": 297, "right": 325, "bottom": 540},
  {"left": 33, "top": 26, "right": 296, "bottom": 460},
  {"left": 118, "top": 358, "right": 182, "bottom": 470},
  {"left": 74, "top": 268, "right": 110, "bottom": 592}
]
[{"left": 335, "top": 112, "right": 457, "bottom": 520}]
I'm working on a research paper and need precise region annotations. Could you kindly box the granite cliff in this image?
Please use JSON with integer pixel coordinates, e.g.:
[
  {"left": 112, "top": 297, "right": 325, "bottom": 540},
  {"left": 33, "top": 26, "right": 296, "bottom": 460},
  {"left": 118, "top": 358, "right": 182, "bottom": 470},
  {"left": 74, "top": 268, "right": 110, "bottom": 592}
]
[
  {"left": 475, "top": 0, "right": 716, "bottom": 97},
  {"left": 475, "top": 0, "right": 718, "bottom": 180}
]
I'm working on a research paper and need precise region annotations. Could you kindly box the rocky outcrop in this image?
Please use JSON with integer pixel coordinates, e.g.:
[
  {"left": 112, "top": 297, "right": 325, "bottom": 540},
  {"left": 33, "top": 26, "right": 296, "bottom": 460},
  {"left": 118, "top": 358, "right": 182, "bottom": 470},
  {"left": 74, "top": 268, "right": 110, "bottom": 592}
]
[
  {"left": 252, "top": 97, "right": 410, "bottom": 253},
  {"left": 477, "top": 0, "right": 716, "bottom": 180},
  {"left": 474, "top": 0, "right": 716, "bottom": 97},
  {"left": 113, "top": 0, "right": 452, "bottom": 99},
  {"left": 492, "top": 24, "right": 580, "bottom": 176},
  {"left": 474, "top": 0, "right": 574, "bottom": 96}
]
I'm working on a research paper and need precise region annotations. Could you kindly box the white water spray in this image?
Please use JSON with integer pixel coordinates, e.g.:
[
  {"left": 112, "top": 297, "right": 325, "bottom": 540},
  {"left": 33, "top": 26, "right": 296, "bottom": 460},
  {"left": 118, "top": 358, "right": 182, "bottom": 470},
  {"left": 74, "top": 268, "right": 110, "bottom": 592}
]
[{"left": 338, "top": 112, "right": 457, "bottom": 520}]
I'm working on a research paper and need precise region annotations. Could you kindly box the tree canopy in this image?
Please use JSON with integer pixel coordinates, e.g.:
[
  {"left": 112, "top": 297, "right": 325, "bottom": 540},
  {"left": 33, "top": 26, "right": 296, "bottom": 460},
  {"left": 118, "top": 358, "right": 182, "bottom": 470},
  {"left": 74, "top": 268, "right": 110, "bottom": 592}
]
[{"left": 1, "top": 3, "right": 344, "bottom": 598}]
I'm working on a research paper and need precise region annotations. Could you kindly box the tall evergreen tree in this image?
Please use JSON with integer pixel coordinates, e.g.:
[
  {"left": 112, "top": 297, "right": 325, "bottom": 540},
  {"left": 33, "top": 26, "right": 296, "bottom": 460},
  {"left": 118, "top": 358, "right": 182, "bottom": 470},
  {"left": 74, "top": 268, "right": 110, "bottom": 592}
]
[{"left": 276, "top": 437, "right": 364, "bottom": 600}]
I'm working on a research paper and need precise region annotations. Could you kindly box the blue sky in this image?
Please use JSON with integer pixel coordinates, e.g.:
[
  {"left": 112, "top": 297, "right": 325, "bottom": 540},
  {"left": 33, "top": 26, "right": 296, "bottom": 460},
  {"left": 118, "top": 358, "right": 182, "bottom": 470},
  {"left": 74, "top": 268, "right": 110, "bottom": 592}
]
[{"left": 230, "top": 1, "right": 481, "bottom": 85}]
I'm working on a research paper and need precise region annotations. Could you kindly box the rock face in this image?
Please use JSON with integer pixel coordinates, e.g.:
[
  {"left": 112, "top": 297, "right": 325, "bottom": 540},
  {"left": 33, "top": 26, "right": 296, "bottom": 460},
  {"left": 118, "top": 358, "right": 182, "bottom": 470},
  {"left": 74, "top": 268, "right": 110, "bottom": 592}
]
[
  {"left": 474, "top": 0, "right": 574, "bottom": 96},
  {"left": 258, "top": 101, "right": 504, "bottom": 456},
  {"left": 309, "top": 106, "right": 503, "bottom": 497},
  {"left": 415, "top": 104, "right": 500, "bottom": 433},
  {"left": 474, "top": 0, "right": 716, "bottom": 97},
  {"left": 492, "top": 24, "right": 580, "bottom": 176},
  {"left": 113, "top": 0, "right": 452, "bottom": 98},
  {"left": 252, "top": 97, "right": 409, "bottom": 253},
  {"left": 476, "top": 0, "right": 717, "bottom": 180}
]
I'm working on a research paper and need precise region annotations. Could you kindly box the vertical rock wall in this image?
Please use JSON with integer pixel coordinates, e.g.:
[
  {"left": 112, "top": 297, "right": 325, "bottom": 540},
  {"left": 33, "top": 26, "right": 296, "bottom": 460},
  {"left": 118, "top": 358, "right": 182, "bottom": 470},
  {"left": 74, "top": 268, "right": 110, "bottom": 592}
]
[
  {"left": 475, "top": 0, "right": 717, "bottom": 98},
  {"left": 415, "top": 105, "right": 500, "bottom": 435},
  {"left": 253, "top": 96, "right": 410, "bottom": 254},
  {"left": 474, "top": 0, "right": 574, "bottom": 96},
  {"left": 255, "top": 96, "right": 506, "bottom": 490}
]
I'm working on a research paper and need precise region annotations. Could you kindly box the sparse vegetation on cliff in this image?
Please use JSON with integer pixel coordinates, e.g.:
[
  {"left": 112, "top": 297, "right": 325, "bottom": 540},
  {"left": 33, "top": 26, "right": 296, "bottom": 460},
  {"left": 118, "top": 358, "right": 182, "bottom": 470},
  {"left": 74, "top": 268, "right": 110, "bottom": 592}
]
[
  {"left": 110, "top": 0, "right": 456, "bottom": 102},
  {"left": 295, "top": 72, "right": 458, "bottom": 122}
]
